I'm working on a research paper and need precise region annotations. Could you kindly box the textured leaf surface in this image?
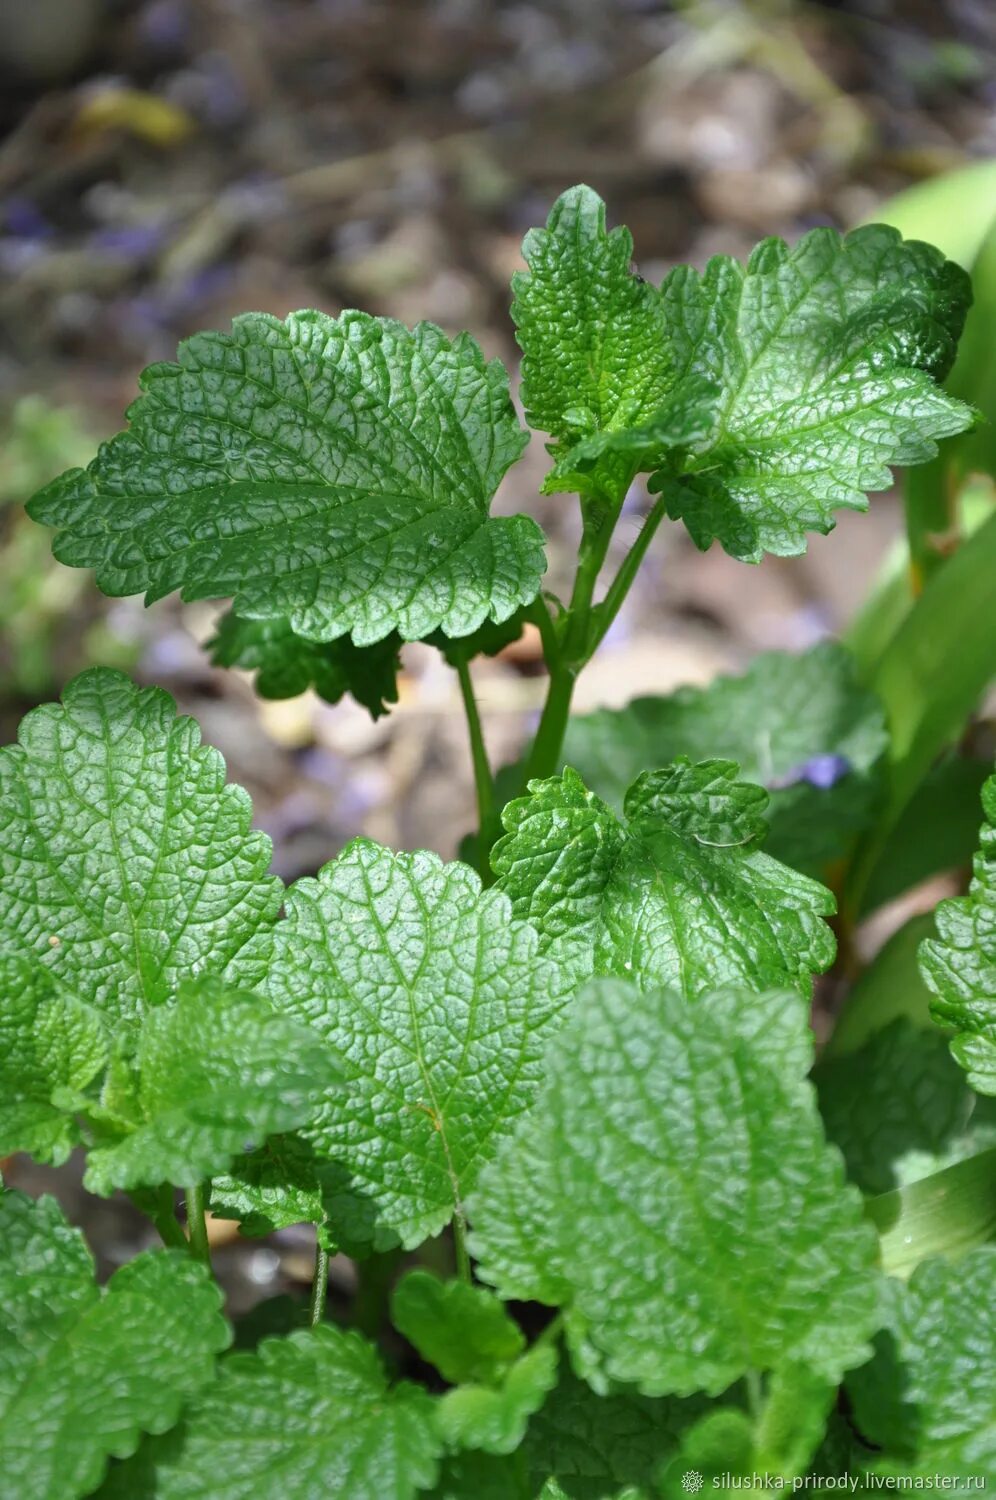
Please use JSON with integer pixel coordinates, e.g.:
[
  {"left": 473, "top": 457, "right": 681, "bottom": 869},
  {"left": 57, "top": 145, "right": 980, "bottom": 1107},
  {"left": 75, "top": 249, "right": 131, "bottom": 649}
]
[
  {"left": 0, "top": 669, "right": 281, "bottom": 1026},
  {"left": 151, "top": 1325, "right": 441, "bottom": 1500},
  {"left": 848, "top": 1249, "right": 996, "bottom": 1473},
  {"left": 391, "top": 1270, "right": 525, "bottom": 1385},
  {"left": 258, "top": 839, "right": 575, "bottom": 1250},
  {"left": 209, "top": 610, "right": 402, "bottom": 717},
  {"left": 29, "top": 312, "right": 542, "bottom": 644},
  {"left": 920, "top": 769, "right": 996, "bottom": 1093},
  {"left": 561, "top": 644, "right": 888, "bottom": 874},
  {"left": 0, "top": 1189, "right": 228, "bottom": 1500},
  {"left": 492, "top": 762, "right": 835, "bottom": 996},
  {"left": 469, "top": 981, "right": 880, "bottom": 1396},
  {"left": 658, "top": 224, "right": 973, "bottom": 560},
  {"left": 0, "top": 951, "right": 105, "bottom": 1163},
  {"left": 83, "top": 976, "right": 334, "bottom": 1194},
  {"left": 816, "top": 1019, "right": 996, "bottom": 1195},
  {"left": 210, "top": 1133, "right": 331, "bottom": 1242},
  {"left": 512, "top": 185, "right": 671, "bottom": 452},
  {"left": 436, "top": 1345, "right": 558, "bottom": 1455}
]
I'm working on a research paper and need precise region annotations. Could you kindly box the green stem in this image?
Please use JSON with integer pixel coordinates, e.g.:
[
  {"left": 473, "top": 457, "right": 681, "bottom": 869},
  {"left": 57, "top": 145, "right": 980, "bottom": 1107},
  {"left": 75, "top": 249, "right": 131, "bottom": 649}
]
[
  {"left": 353, "top": 1248, "right": 401, "bottom": 1341},
  {"left": 149, "top": 1186, "right": 188, "bottom": 1250},
  {"left": 184, "top": 1182, "right": 212, "bottom": 1267},
  {"left": 453, "top": 1210, "right": 472, "bottom": 1285},
  {"left": 589, "top": 492, "right": 669, "bottom": 653},
  {"left": 519, "top": 662, "right": 576, "bottom": 787},
  {"left": 455, "top": 657, "right": 496, "bottom": 868},
  {"left": 526, "top": 593, "right": 562, "bottom": 669},
  {"left": 309, "top": 1240, "right": 329, "bottom": 1327}
]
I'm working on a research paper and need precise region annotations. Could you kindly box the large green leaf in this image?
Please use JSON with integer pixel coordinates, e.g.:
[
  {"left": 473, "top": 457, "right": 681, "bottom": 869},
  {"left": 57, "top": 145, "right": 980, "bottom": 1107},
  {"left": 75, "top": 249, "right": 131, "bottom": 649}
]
[
  {"left": 492, "top": 762, "right": 835, "bottom": 996},
  {"left": 561, "top": 643, "right": 887, "bottom": 874},
  {"left": 83, "top": 976, "right": 335, "bottom": 1195},
  {"left": 0, "top": 1189, "right": 228, "bottom": 1500},
  {"left": 257, "top": 839, "right": 575, "bottom": 1251},
  {"left": 920, "top": 768, "right": 996, "bottom": 1093},
  {"left": 469, "top": 981, "right": 880, "bottom": 1397},
  {"left": 0, "top": 668, "right": 281, "bottom": 1026},
  {"left": 123, "top": 1325, "right": 441, "bottom": 1500},
  {"left": 28, "top": 313, "right": 542, "bottom": 644}
]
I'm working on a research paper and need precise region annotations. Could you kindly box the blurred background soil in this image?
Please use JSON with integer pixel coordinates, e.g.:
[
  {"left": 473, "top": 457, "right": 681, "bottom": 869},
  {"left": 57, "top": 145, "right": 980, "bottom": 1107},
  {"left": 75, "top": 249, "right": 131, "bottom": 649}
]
[{"left": 2, "top": 0, "right": 995, "bottom": 1304}]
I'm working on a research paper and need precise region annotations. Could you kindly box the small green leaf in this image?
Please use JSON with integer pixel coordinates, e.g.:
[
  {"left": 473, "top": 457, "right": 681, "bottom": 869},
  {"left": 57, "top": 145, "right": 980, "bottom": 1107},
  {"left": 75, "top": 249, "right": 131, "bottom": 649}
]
[
  {"left": 0, "top": 951, "right": 105, "bottom": 1163},
  {"left": 513, "top": 186, "right": 672, "bottom": 453},
  {"left": 0, "top": 668, "right": 281, "bottom": 1027},
  {"left": 492, "top": 762, "right": 835, "bottom": 997},
  {"left": 847, "top": 1248, "right": 996, "bottom": 1473},
  {"left": 561, "top": 643, "right": 888, "bottom": 875},
  {"left": 209, "top": 611, "right": 402, "bottom": 717},
  {"left": 211, "top": 1133, "right": 333, "bottom": 1244},
  {"left": 83, "top": 976, "right": 335, "bottom": 1195},
  {"left": 920, "top": 768, "right": 996, "bottom": 1093},
  {"left": 436, "top": 1345, "right": 559, "bottom": 1456},
  {"left": 150, "top": 1325, "right": 441, "bottom": 1500},
  {"left": 659, "top": 224, "right": 973, "bottom": 560},
  {"left": 258, "top": 839, "right": 575, "bottom": 1251},
  {"left": 469, "top": 981, "right": 880, "bottom": 1396},
  {"left": 391, "top": 1269, "right": 525, "bottom": 1385},
  {"left": 0, "top": 1189, "right": 229, "bottom": 1500},
  {"left": 815, "top": 1019, "right": 996, "bottom": 1195},
  {"left": 29, "top": 312, "right": 542, "bottom": 645}
]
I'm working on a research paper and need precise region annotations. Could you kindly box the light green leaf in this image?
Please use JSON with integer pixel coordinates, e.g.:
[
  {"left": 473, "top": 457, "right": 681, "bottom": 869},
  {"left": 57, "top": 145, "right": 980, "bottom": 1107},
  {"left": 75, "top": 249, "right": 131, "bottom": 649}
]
[
  {"left": 492, "top": 762, "right": 835, "bottom": 997},
  {"left": 150, "top": 1325, "right": 441, "bottom": 1500},
  {"left": 0, "top": 668, "right": 281, "bottom": 1027},
  {"left": 847, "top": 1248, "right": 996, "bottom": 1474},
  {"left": 83, "top": 976, "right": 334, "bottom": 1195},
  {"left": 258, "top": 839, "right": 575, "bottom": 1251},
  {"left": 209, "top": 611, "right": 402, "bottom": 717},
  {"left": 436, "top": 1345, "right": 559, "bottom": 1456},
  {"left": 512, "top": 185, "right": 672, "bottom": 453},
  {"left": 0, "top": 1189, "right": 228, "bottom": 1500},
  {"left": 561, "top": 643, "right": 888, "bottom": 875},
  {"left": 866, "top": 1147, "right": 996, "bottom": 1280},
  {"left": 920, "top": 768, "right": 996, "bottom": 1093},
  {"left": 0, "top": 951, "right": 105, "bottom": 1163},
  {"left": 29, "top": 313, "right": 542, "bottom": 645},
  {"left": 469, "top": 981, "right": 880, "bottom": 1397},
  {"left": 391, "top": 1269, "right": 525, "bottom": 1386},
  {"left": 659, "top": 224, "right": 973, "bottom": 560},
  {"left": 815, "top": 1019, "right": 996, "bottom": 1195}
]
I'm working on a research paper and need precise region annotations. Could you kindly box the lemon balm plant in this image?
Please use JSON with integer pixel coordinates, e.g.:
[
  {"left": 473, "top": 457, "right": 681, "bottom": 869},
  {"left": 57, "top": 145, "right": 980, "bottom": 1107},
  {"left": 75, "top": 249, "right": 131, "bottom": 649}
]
[{"left": 2, "top": 186, "right": 996, "bottom": 1497}]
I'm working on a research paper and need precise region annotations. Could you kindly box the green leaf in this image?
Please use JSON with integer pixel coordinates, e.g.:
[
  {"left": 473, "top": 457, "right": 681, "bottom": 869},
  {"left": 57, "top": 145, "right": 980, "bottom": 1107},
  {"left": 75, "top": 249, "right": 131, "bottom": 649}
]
[
  {"left": 0, "top": 668, "right": 281, "bottom": 1027},
  {"left": 82, "top": 976, "right": 334, "bottom": 1195},
  {"left": 0, "top": 951, "right": 105, "bottom": 1163},
  {"left": 847, "top": 1248, "right": 996, "bottom": 1473},
  {"left": 29, "top": 312, "right": 542, "bottom": 645},
  {"left": 391, "top": 1269, "right": 525, "bottom": 1385},
  {"left": 658, "top": 224, "right": 973, "bottom": 561},
  {"left": 209, "top": 610, "right": 402, "bottom": 717},
  {"left": 815, "top": 1019, "right": 996, "bottom": 1195},
  {"left": 469, "top": 980, "right": 880, "bottom": 1397},
  {"left": 562, "top": 643, "right": 887, "bottom": 875},
  {"left": 436, "top": 1345, "right": 559, "bottom": 1456},
  {"left": 210, "top": 1133, "right": 333, "bottom": 1243},
  {"left": 920, "top": 768, "right": 996, "bottom": 1093},
  {"left": 0, "top": 1189, "right": 228, "bottom": 1500},
  {"left": 149, "top": 1325, "right": 441, "bottom": 1500},
  {"left": 512, "top": 185, "right": 672, "bottom": 454},
  {"left": 492, "top": 762, "right": 835, "bottom": 997},
  {"left": 258, "top": 838, "right": 575, "bottom": 1251},
  {"left": 430, "top": 1365, "right": 706, "bottom": 1500}
]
